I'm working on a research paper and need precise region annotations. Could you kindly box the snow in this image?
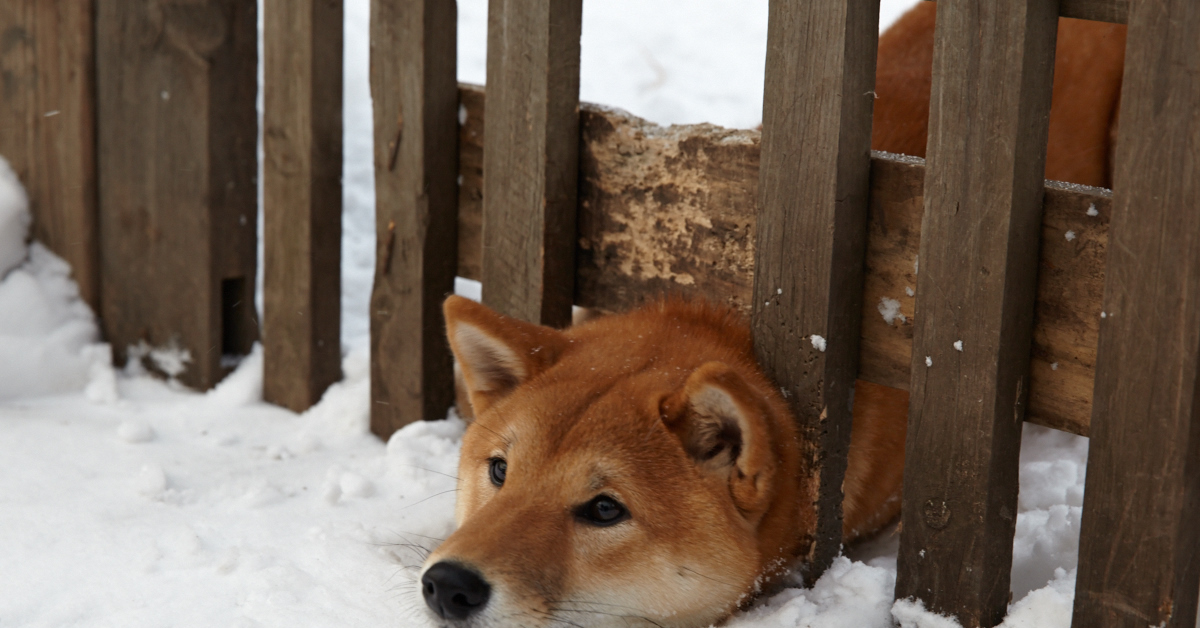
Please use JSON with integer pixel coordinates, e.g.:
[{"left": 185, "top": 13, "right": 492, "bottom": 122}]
[
  {"left": 1065, "top": 230, "right": 1076, "bottom": 241},
  {"left": 879, "top": 296, "right": 907, "bottom": 325},
  {"left": 953, "top": 340, "right": 963, "bottom": 352},
  {"left": 810, "top": 334, "right": 827, "bottom": 352},
  {"left": 1086, "top": 203, "right": 1099, "bottom": 217},
  {"left": 0, "top": 0, "right": 1138, "bottom": 626}
]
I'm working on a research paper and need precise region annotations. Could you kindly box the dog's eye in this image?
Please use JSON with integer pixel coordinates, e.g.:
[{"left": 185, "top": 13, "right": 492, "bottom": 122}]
[
  {"left": 577, "top": 495, "right": 629, "bottom": 527},
  {"left": 488, "top": 458, "right": 507, "bottom": 487}
]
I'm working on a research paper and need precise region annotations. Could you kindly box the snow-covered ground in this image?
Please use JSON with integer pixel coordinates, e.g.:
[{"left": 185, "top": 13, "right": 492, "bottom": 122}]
[{"left": 0, "top": 1, "right": 1101, "bottom": 626}]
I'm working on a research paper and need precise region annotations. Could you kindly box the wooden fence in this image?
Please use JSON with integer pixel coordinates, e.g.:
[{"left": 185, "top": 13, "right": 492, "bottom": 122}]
[{"left": 1, "top": 0, "right": 1197, "bottom": 626}]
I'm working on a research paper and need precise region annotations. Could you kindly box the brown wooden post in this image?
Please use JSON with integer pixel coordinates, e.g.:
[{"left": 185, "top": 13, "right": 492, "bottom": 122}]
[
  {"left": 893, "top": 0, "right": 1059, "bottom": 625},
  {"left": 1072, "top": 1, "right": 1200, "bottom": 626},
  {"left": 751, "top": 0, "right": 879, "bottom": 581},
  {"left": 0, "top": 1, "right": 98, "bottom": 308},
  {"left": 368, "top": 0, "right": 458, "bottom": 438},
  {"left": 479, "top": 0, "right": 582, "bottom": 327},
  {"left": 262, "top": 0, "right": 343, "bottom": 412},
  {"left": 96, "top": 0, "right": 258, "bottom": 390}
]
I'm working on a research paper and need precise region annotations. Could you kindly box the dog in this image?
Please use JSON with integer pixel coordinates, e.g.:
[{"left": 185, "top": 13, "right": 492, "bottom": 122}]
[
  {"left": 417, "top": 4, "right": 1126, "bottom": 626},
  {"left": 421, "top": 296, "right": 906, "bottom": 627}
]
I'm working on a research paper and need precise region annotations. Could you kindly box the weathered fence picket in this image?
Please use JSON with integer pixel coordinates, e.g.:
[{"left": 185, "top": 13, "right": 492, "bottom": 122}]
[
  {"left": 1071, "top": 0, "right": 1200, "bottom": 624},
  {"left": 893, "top": 0, "right": 1059, "bottom": 624},
  {"left": 368, "top": 0, "right": 459, "bottom": 438},
  {"left": 0, "top": 1, "right": 99, "bottom": 309},
  {"left": 263, "top": 0, "right": 344, "bottom": 413},
  {"left": 480, "top": 0, "right": 582, "bottom": 328},
  {"left": 752, "top": 0, "right": 880, "bottom": 580},
  {"left": 96, "top": 0, "right": 259, "bottom": 390}
]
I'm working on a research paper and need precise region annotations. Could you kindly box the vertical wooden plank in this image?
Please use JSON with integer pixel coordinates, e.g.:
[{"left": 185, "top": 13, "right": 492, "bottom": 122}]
[
  {"left": 893, "top": 0, "right": 1059, "bottom": 625},
  {"left": 96, "top": 0, "right": 258, "bottom": 390},
  {"left": 369, "top": 0, "right": 458, "bottom": 438},
  {"left": 262, "top": 0, "right": 343, "bottom": 412},
  {"left": 0, "top": 1, "right": 98, "bottom": 308},
  {"left": 1072, "top": 1, "right": 1200, "bottom": 626},
  {"left": 479, "top": 0, "right": 581, "bottom": 327},
  {"left": 751, "top": 0, "right": 879, "bottom": 580}
]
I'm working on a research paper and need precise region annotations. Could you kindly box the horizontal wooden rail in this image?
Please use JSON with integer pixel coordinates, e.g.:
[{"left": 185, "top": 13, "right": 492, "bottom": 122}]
[
  {"left": 926, "top": 0, "right": 1127, "bottom": 24},
  {"left": 452, "top": 83, "right": 1109, "bottom": 437}
]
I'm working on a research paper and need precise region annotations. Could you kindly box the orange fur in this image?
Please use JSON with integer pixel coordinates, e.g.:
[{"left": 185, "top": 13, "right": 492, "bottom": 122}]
[{"left": 873, "top": 2, "right": 1126, "bottom": 187}]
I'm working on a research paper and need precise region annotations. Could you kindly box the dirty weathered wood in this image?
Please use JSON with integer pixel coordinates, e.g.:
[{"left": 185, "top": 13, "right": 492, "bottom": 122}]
[
  {"left": 96, "top": 0, "right": 258, "bottom": 390},
  {"left": 751, "top": 0, "right": 879, "bottom": 581},
  {"left": 927, "top": 0, "right": 1127, "bottom": 24},
  {"left": 456, "top": 84, "right": 485, "bottom": 281},
  {"left": 861, "top": 169, "right": 1112, "bottom": 437},
  {"left": 0, "top": 1, "right": 98, "bottom": 309},
  {"left": 1060, "top": 0, "right": 1125, "bottom": 23},
  {"left": 455, "top": 89, "right": 1112, "bottom": 438},
  {"left": 893, "top": 0, "right": 1060, "bottom": 624},
  {"left": 263, "top": 0, "right": 343, "bottom": 412},
  {"left": 369, "top": 0, "right": 458, "bottom": 438},
  {"left": 1072, "top": 0, "right": 1200, "bottom": 625},
  {"left": 480, "top": 0, "right": 582, "bottom": 328}
]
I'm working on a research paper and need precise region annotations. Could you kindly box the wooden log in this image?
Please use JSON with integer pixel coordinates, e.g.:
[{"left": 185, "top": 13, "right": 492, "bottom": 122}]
[
  {"left": 262, "top": 0, "right": 343, "bottom": 412},
  {"left": 368, "top": 0, "right": 458, "bottom": 438},
  {"left": 751, "top": 0, "right": 879, "bottom": 580},
  {"left": 480, "top": 0, "right": 582, "bottom": 327},
  {"left": 1072, "top": 0, "right": 1200, "bottom": 625},
  {"left": 893, "top": 0, "right": 1060, "bottom": 624},
  {"left": 96, "top": 0, "right": 258, "bottom": 390},
  {"left": 0, "top": 1, "right": 98, "bottom": 309},
  {"left": 456, "top": 89, "right": 1112, "bottom": 437}
]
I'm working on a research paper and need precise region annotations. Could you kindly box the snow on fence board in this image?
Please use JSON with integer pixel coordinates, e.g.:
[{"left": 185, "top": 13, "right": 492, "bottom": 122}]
[{"left": 452, "top": 83, "right": 1108, "bottom": 439}]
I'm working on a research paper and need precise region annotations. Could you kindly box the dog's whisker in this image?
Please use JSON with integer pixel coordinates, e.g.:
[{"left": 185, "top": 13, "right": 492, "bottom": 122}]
[
  {"left": 547, "top": 605, "right": 666, "bottom": 627},
  {"left": 395, "top": 463, "right": 460, "bottom": 481},
  {"left": 677, "top": 564, "right": 740, "bottom": 589},
  {"left": 400, "top": 488, "right": 459, "bottom": 509}
]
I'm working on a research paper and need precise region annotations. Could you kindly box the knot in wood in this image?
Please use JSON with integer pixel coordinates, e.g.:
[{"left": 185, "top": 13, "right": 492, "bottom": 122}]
[{"left": 922, "top": 499, "right": 951, "bottom": 530}]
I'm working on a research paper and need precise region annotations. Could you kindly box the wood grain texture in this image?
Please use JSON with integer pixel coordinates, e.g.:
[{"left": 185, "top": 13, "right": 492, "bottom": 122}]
[
  {"left": 893, "top": 0, "right": 1059, "bottom": 625},
  {"left": 1072, "top": 0, "right": 1200, "bottom": 625},
  {"left": 0, "top": 1, "right": 98, "bottom": 308},
  {"left": 262, "top": 0, "right": 343, "bottom": 412},
  {"left": 927, "top": 0, "right": 1127, "bottom": 24},
  {"left": 456, "top": 92, "right": 1112, "bottom": 437},
  {"left": 480, "top": 0, "right": 582, "bottom": 327},
  {"left": 1060, "top": 0, "right": 1125, "bottom": 24},
  {"left": 751, "top": 0, "right": 879, "bottom": 580},
  {"left": 96, "top": 0, "right": 258, "bottom": 390},
  {"left": 369, "top": 0, "right": 458, "bottom": 439},
  {"left": 456, "top": 84, "right": 485, "bottom": 281}
]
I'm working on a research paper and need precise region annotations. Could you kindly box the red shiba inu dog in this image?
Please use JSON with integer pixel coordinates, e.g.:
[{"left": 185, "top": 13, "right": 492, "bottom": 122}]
[
  {"left": 418, "top": 4, "right": 1125, "bottom": 626},
  {"left": 423, "top": 296, "right": 908, "bottom": 627}
]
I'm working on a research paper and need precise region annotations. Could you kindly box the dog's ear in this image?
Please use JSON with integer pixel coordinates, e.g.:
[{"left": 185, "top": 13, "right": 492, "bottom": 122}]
[
  {"left": 659, "top": 362, "right": 776, "bottom": 518},
  {"left": 443, "top": 295, "right": 568, "bottom": 415}
]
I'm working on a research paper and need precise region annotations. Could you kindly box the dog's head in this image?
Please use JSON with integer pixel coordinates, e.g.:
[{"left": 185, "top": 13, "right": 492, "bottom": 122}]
[{"left": 418, "top": 296, "right": 810, "bottom": 627}]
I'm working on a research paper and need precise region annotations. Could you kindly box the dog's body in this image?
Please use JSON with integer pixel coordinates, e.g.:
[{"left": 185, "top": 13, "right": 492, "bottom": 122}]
[{"left": 418, "top": 4, "right": 1126, "bottom": 626}]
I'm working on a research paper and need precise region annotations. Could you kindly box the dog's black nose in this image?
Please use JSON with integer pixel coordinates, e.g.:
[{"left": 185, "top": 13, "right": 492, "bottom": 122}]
[{"left": 422, "top": 561, "right": 491, "bottom": 620}]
